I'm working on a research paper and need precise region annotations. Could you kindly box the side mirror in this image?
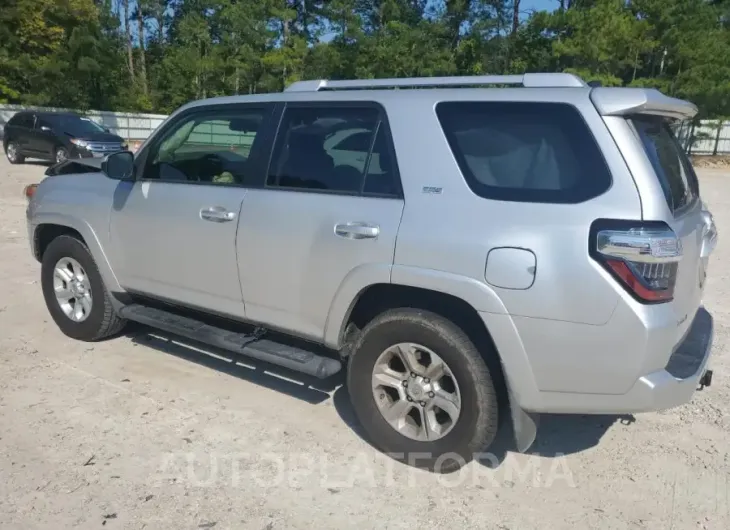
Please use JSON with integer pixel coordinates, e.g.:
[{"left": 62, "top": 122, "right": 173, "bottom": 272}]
[
  {"left": 102, "top": 151, "right": 135, "bottom": 181},
  {"left": 103, "top": 126, "right": 110, "bottom": 133}
]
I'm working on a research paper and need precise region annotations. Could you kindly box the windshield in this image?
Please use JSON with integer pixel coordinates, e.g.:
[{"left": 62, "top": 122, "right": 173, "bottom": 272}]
[
  {"left": 631, "top": 115, "right": 700, "bottom": 212},
  {"left": 51, "top": 116, "right": 106, "bottom": 136}
]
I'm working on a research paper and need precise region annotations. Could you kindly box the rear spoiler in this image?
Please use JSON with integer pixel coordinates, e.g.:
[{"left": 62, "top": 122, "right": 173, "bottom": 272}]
[
  {"left": 45, "top": 157, "right": 103, "bottom": 176},
  {"left": 590, "top": 87, "right": 698, "bottom": 120}
]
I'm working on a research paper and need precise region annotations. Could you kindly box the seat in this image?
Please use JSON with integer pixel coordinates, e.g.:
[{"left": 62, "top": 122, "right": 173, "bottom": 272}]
[{"left": 279, "top": 132, "right": 334, "bottom": 189}]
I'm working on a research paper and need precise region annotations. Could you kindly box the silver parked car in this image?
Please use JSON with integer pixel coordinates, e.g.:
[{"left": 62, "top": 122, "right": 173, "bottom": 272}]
[{"left": 25, "top": 73, "right": 717, "bottom": 472}]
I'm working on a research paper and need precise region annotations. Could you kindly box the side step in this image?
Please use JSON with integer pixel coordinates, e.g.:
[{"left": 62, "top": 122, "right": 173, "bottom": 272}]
[{"left": 119, "top": 304, "right": 342, "bottom": 379}]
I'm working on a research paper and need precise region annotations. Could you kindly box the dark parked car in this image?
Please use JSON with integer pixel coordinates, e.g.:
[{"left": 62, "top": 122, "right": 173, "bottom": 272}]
[{"left": 3, "top": 111, "right": 127, "bottom": 164}]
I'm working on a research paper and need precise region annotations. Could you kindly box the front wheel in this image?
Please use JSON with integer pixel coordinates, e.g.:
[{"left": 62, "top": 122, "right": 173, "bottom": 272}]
[
  {"left": 54, "top": 146, "right": 69, "bottom": 164},
  {"left": 5, "top": 141, "right": 25, "bottom": 164},
  {"left": 41, "top": 235, "right": 126, "bottom": 341},
  {"left": 347, "top": 308, "right": 499, "bottom": 473}
]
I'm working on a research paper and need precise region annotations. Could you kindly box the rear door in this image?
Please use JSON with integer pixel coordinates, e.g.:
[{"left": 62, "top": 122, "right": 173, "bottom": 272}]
[
  {"left": 34, "top": 117, "right": 56, "bottom": 157},
  {"left": 24, "top": 114, "right": 48, "bottom": 155},
  {"left": 236, "top": 102, "right": 404, "bottom": 340}
]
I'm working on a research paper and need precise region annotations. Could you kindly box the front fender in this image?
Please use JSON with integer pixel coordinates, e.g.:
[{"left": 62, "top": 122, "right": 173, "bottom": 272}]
[{"left": 31, "top": 212, "right": 122, "bottom": 294}]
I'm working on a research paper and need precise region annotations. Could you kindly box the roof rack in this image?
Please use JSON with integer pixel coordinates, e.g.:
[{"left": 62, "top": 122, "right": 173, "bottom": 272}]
[{"left": 285, "top": 73, "right": 587, "bottom": 92}]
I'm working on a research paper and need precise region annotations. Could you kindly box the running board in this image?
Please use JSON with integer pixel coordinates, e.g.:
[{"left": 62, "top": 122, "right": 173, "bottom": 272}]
[{"left": 119, "top": 304, "right": 342, "bottom": 379}]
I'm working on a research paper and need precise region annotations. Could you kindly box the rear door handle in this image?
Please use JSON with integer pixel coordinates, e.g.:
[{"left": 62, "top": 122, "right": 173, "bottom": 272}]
[
  {"left": 200, "top": 206, "right": 236, "bottom": 223},
  {"left": 334, "top": 222, "right": 380, "bottom": 240}
]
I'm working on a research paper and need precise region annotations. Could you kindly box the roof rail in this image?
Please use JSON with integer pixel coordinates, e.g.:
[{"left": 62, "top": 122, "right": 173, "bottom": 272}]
[{"left": 285, "top": 73, "right": 587, "bottom": 92}]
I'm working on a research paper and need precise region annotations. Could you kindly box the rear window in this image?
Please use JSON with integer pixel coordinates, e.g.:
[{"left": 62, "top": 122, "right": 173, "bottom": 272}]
[
  {"left": 631, "top": 116, "right": 699, "bottom": 212},
  {"left": 435, "top": 102, "right": 612, "bottom": 203}
]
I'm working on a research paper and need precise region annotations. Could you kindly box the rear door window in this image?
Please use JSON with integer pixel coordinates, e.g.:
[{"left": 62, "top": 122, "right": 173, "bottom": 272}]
[
  {"left": 631, "top": 116, "right": 699, "bottom": 212},
  {"left": 436, "top": 102, "right": 612, "bottom": 203},
  {"left": 267, "top": 104, "right": 401, "bottom": 196}
]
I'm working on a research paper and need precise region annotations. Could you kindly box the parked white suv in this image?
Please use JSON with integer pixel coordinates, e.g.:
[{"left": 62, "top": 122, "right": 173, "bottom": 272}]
[{"left": 26, "top": 73, "right": 717, "bottom": 472}]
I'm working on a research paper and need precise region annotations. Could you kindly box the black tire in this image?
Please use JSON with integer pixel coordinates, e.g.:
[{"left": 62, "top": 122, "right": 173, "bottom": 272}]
[
  {"left": 347, "top": 308, "right": 499, "bottom": 473},
  {"left": 5, "top": 141, "right": 25, "bottom": 164},
  {"left": 54, "top": 146, "right": 69, "bottom": 164},
  {"left": 41, "top": 235, "right": 126, "bottom": 341}
]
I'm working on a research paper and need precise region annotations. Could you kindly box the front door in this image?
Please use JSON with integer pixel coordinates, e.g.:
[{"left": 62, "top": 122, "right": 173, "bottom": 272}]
[
  {"left": 237, "top": 103, "right": 405, "bottom": 340},
  {"left": 108, "top": 103, "right": 275, "bottom": 318}
]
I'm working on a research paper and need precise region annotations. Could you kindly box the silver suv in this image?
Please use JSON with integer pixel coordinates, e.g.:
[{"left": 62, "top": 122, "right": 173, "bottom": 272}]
[{"left": 25, "top": 73, "right": 717, "bottom": 472}]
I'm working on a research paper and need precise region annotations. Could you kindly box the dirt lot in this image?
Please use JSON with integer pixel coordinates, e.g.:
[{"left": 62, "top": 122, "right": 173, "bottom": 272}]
[{"left": 0, "top": 156, "right": 728, "bottom": 530}]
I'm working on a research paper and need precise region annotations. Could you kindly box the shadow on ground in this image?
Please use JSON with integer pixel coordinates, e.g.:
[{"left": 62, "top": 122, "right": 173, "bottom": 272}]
[
  {"left": 332, "top": 383, "right": 635, "bottom": 469},
  {"left": 127, "top": 326, "right": 636, "bottom": 470}
]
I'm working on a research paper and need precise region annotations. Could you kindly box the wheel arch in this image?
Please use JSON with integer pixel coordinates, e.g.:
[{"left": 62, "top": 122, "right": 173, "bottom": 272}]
[
  {"left": 324, "top": 264, "right": 509, "bottom": 350},
  {"left": 333, "top": 282, "right": 507, "bottom": 395},
  {"left": 32, "top": 215, "right": 123, "bottom": 294},
  {"left": 34, "top": 224, "right": 84, "bottom": 261}
]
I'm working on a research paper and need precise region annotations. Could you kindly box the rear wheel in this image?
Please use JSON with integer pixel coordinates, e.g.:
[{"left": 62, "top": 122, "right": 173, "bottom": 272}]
[
  {"left": 41, "top": 235, "right": 126, "bottom": 341},
  {"left": 5, "top": 141, "right": 24, "bottom": 164},
  {"left": 347, "top": 308, "right": 499, "bottom": 473}
]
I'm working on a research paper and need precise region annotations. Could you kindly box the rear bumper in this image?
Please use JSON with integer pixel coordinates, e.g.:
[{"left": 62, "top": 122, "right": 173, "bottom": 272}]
[
  {"left": 626, "top": 306, "right": 713, "bottom": 412},
  {"left": 486, "top": 307, "right": 714, "bottom": 414},
  {"left": 540, "top": 307, "right": 713, "bottom": 414}
]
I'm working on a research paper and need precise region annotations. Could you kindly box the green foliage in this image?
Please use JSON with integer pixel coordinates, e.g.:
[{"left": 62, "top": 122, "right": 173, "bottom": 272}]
[{"left": 0, "top": 0, "right": 728, "bottom": 116}]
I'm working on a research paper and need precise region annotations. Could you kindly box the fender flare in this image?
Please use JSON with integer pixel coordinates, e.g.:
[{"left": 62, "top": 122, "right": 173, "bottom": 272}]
[
  {"left": 323, "top": 263, "right": 511, "bottom": 346},
  {"left": 32, "top": 212, "right": 123, "bottom": 293}
]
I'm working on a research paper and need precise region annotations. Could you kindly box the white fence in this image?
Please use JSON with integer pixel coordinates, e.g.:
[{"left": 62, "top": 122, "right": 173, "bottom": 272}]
[
  {"left": 0, "top": 104, "right": 167, "bottom": 144},
  {"left": 674, "top": 120, "right": 730, "bottom": 156}
]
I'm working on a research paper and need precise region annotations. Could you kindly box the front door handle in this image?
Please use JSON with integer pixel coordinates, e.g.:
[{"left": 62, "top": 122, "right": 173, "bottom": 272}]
[
  {"left": 200, "top": 206, "right": 236, "bottom": 223},
  {"left": 334, "top": 222, "right": 380, "bottom": 240}
]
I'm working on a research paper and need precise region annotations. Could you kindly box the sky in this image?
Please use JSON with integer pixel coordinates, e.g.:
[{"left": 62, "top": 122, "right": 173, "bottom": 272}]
[{"left": 522, "top": 0, "right": 558, "bottom": 12}]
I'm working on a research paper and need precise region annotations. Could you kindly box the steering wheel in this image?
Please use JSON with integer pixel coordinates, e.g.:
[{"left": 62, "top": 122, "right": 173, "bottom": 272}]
[{"left": 197, "top": 153, "right": 226, "bottom": 181}]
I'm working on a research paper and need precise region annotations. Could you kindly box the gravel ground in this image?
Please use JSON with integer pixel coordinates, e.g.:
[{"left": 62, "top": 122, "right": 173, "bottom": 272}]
[{"left": 0, "top": 156, "right": 728, "bottom": 530}]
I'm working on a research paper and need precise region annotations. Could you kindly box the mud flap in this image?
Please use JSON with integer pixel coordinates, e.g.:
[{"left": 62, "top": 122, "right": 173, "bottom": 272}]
[{"left": 508, "top": 387, "right": 540, "bottom": 452}]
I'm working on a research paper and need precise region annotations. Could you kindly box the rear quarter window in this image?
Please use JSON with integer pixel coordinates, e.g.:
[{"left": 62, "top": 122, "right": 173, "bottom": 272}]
[
  {"left": 9, "top": 113, "right": 33, "bottom": 128},
  {"left": 631, "top": 116, "right": 699, "bottom": 212},
  {"left": 436, "top": 102, "right": 612, "bottom": 203}
]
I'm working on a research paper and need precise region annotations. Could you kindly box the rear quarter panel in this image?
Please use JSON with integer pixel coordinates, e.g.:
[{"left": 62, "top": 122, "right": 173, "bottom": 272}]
[{"left": 384, "top": 89, "right": 650, "bottom": 396}]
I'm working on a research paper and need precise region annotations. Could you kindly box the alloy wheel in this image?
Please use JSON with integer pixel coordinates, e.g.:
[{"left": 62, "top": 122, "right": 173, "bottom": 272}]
[
  {"left": 53, "top": 257, "right": 93, "bottom": 322},
  {"left": 371, "top": 342, "right": 462, "bottom": 441}
]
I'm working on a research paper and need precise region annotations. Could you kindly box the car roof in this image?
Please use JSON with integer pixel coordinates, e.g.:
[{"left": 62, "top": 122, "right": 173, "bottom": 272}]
[{"left": 174, "top": 73, "right": 697, "bottom": 122}]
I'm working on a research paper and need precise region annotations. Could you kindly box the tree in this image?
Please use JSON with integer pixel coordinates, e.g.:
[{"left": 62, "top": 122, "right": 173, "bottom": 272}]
[{"left": 0, "top": 0, "right": 728, "bottom": 118}]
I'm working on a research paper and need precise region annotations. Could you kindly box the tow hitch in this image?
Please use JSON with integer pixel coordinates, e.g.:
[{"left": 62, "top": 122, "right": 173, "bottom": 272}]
[{"left": 699, "top": 369, "right": 713, "bottom": 390}]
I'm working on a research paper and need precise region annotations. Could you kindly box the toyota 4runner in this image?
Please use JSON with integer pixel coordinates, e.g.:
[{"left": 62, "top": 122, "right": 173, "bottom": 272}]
[{"left": 25, "top": 73, "right": 717, "bottom": 472}]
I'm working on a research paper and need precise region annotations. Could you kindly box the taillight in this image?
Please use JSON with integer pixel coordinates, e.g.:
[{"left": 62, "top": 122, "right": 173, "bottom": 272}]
[
  {"left": 590, "top": 220, "right": 682, "bottom": 304},
  {"left": 23, "top": 183, "right": 38, "bottom": 202}
]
